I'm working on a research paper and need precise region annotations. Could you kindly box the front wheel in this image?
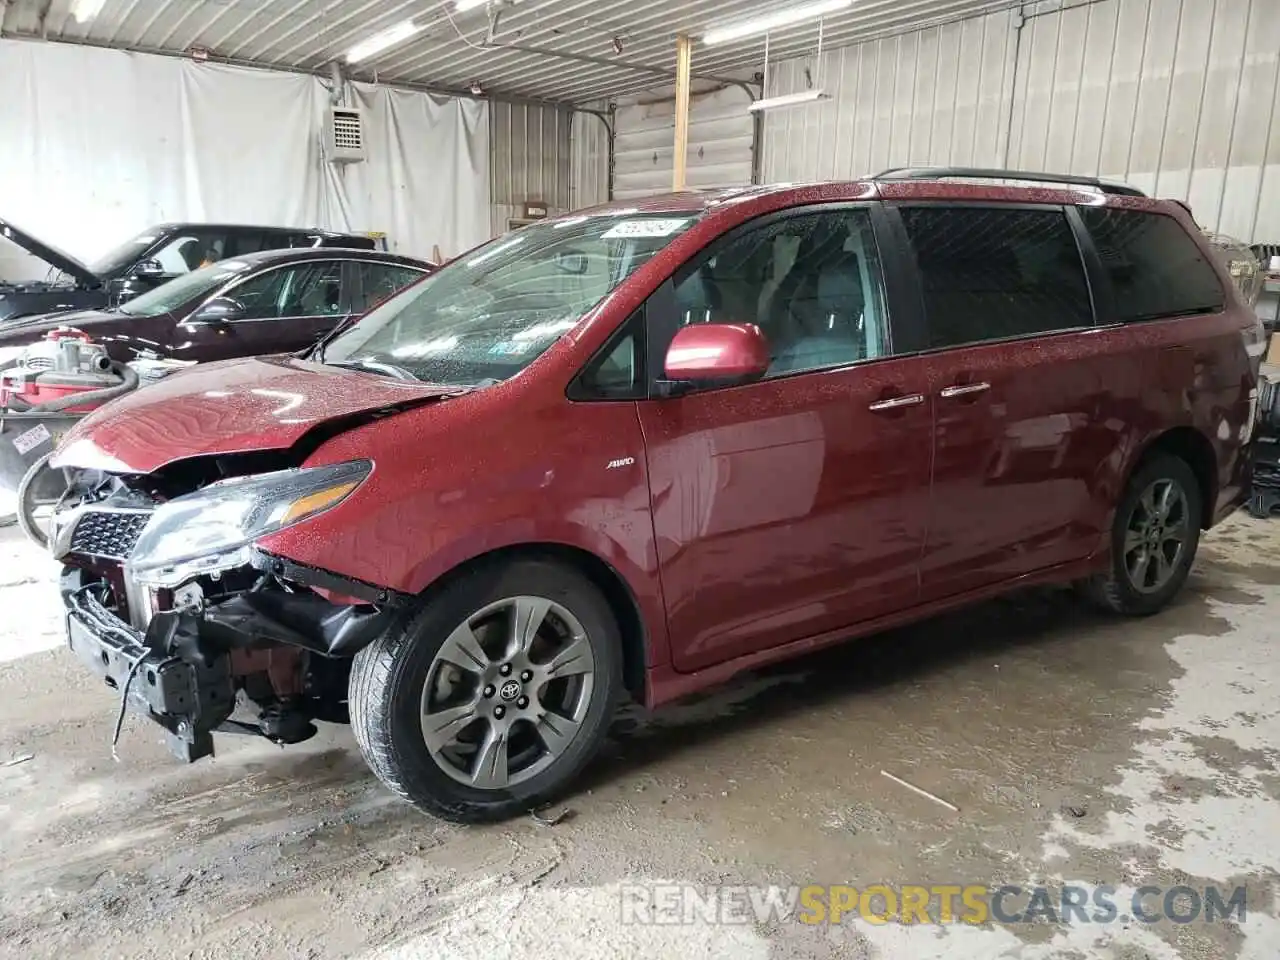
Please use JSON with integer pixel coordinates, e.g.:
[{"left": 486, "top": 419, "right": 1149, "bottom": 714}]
[
  {"left": 1079, "top": 454, "right": 1202, "bottom": 616},
  {"left": 349, "top": 558, "right": 622, "bottom": 822}
]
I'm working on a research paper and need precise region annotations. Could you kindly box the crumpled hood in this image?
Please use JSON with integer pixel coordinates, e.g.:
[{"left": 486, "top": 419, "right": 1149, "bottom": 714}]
[{"left": 52, "top": 356, "right": 463, "bottom": 474}]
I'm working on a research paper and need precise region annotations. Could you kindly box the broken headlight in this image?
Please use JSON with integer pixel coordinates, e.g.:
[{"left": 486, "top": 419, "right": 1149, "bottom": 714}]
[{"left": 126, "top": 460, "right": 371, "bottom": 588}]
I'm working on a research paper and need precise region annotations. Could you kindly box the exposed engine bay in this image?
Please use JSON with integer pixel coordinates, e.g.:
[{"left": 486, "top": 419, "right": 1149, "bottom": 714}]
[{"left": 54, "top": 452, "right": 405, "bottom": 762}]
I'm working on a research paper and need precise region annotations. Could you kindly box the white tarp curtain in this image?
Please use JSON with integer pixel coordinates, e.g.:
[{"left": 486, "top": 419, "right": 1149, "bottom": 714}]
[{"left": 0, "top": 39, "right": 490, "bottom": 280}]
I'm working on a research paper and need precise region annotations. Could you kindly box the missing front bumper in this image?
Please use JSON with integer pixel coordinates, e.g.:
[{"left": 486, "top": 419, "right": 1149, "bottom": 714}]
[
  {"left": 63, "top": 568, "right": 234, "bottom": 761},
  {"left": 60, "top": 556, "right": 405, "bottom": 763}
]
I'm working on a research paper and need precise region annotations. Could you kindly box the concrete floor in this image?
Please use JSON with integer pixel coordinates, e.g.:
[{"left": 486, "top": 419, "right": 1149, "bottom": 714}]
[{"left": 1, "top": 515, "right": 1279, "bottom": 959}]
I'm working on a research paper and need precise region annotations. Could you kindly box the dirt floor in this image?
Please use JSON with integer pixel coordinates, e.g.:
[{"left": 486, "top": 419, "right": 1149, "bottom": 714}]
[{"left": 1, "top": 514, "right": 1279, "bottom": 959}]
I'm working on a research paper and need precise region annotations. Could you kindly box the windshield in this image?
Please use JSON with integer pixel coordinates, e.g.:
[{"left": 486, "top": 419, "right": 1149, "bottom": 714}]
[
  {"left": 88, "top": 228, "right": 164, "bottom": 277},
  {"left": 118, "top": 260, "right": 254, "bottom": 317},
  {"left": 320, "top": 212, "right": 700, "bottom": 385}
]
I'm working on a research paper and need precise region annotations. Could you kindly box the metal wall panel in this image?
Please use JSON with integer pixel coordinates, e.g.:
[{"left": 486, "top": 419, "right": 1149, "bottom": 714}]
[
  {"left": 763, "top": 10, "right": 1017, "bottom": 182},
  {"left": 1009, "top": 0, "right": 1280, "bottom": 241},
  {"left": 762, "top": 0, "right": 1280, "bottom": 242},
  {"left": 570, "top": 109, "right": 612, "bottom": 210},
  {"left": 613, "top": 86, "right": 756, "bottom": 200},
  {"left": 490, "top": 99, "right": 572, "bottom": 234}
]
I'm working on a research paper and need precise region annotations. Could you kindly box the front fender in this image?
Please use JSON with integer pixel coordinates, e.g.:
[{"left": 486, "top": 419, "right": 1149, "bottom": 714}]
[{"left": 254, "top": 389, "right": 672, "bottom": 669}]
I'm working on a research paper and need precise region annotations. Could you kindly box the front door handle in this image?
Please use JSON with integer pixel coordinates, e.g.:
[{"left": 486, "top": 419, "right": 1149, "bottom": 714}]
[
  {"left": 868, "top": 393, "right": 925, "bottom": 412},
  {"left": 940, "top": 382, "right": 991, "bottom": 398}
]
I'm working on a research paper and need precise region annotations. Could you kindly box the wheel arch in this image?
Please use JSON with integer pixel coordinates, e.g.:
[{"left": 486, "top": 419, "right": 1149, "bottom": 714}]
[
  {"left": 1133, "top": 426, "right": 1218, "bottom": 528},
  {"left": 415, "top": 542, "right": 652, "bottom": 707}
]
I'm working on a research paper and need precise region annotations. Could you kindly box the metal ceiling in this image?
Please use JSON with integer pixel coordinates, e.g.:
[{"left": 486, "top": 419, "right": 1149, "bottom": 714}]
[{"left": 1, "top": 0, "right": 1026, "bottom": 105}]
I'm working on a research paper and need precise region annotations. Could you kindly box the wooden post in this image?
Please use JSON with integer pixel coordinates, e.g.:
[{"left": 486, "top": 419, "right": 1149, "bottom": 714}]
[{"left": 673, "top": 34, "right": 692, "bottom": 192}]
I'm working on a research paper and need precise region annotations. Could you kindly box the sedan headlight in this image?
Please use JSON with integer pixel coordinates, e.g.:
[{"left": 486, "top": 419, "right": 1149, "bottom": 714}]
[{"left": 127, "top": 460, "right": 371, "bottom": 588}]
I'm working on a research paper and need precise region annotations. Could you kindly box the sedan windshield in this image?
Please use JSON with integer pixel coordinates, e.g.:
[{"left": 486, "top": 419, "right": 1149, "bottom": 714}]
[
  {"left": 117, "top": 260, "right": 254, "bottom": 317},
  {"left": 320, "top": 212, "right": 700, "bottom": 385}
]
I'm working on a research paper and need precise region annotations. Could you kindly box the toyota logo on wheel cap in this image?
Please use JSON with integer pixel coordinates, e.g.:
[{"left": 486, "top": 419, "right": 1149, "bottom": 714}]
[{"left": 499, "top": 680, "right": 521, "bottom": 702}]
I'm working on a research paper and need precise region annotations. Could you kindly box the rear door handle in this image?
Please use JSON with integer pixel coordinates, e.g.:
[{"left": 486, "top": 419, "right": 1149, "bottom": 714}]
[
  {"left": 940, "top": 382, "right": 991, "bottom": 398},
  {"left": 868, "top": 393, "right": 925, "bottom": 411}
]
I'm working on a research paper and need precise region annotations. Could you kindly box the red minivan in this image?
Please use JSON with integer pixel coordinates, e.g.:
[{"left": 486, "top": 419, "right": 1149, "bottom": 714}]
[{"left": 48, "top": 169, "right": 1265, "bottom": 821}]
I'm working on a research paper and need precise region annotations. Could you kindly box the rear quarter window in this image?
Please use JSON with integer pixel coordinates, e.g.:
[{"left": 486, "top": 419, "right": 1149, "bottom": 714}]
[{"left": 1079, "top": 208, "right": 1225, "bottom": 322}]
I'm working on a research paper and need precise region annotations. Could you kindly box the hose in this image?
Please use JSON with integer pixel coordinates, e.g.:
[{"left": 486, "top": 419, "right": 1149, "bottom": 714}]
[{"left": 4, "top": 360, "right": 139, "bottom": 413}]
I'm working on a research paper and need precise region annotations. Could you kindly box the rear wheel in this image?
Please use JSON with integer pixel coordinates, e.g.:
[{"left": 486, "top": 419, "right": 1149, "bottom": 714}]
[
  {"left": 1079, "top": 454, "right": 1202, "bottom": 616},
  {"left": 349, "top": 558, "right": 622, "bottom": 822}
]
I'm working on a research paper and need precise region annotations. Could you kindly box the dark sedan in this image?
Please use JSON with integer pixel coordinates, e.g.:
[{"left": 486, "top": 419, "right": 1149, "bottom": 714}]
[
  {"left": 0, "top": 248, "right": 432, "bottom": 366},
  {"left": 0, "top": 219, "right": 382, "bottom": 322}
]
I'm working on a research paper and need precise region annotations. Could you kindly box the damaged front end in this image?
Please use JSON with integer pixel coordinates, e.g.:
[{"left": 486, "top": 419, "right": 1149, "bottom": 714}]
[{"left": 53, "top": 455, "right": 405, "bottom": 762}]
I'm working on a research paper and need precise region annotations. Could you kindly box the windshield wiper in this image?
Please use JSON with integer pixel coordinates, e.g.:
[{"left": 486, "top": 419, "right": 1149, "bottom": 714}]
[
  {"left": 313, "top": 314, "right": 364, "bottom": 361},
  {"left": 325, "top": 357, "right": 420, "bottom": 381}
]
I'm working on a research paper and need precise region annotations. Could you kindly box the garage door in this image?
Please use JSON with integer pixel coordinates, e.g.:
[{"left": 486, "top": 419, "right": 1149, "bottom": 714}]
[{"left": 613, "top": 85, "right": 755, "bottom": 200}]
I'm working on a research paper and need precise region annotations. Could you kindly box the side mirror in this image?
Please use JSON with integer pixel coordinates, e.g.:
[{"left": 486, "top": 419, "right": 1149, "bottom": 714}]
[
  {"left": 133, "top": 258, "right": 166, "bottom": 279},
  {"left": 660, "top": 323, "right": 770, "bottom": 395},
  {"left": 192, "top": 296, "right": 246, "bottom": 324}
]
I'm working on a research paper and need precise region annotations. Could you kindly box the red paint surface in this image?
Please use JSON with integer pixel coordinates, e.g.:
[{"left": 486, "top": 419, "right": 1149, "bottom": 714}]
[{"left": 52, "top": 179, "right": 1259, "bottom": 705}]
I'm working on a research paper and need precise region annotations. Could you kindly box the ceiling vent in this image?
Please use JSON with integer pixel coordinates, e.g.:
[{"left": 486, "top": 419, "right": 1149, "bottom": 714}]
[{"left": 327, "top": 106, "right": 366, "bottom": 164}]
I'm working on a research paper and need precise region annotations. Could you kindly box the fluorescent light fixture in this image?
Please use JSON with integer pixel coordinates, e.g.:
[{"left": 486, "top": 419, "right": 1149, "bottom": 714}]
[
  {"left": 70, "top": 0, "right": 107, "bottom": 24},
  {"left": 702, "top": 0, "right": 853, "bottom": 45},
  {"left": 747, "top": 89, "right": 831, "bottom": 112},
  {"left": 345, "top": 19, "right": 424, "bottom": 63},
  {"left": 455, "top": 0, "right": 489, "bottom": 9}
]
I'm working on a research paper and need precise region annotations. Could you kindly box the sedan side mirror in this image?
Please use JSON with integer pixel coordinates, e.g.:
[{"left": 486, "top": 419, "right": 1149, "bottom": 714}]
[
  {"left": 133, "top": 258, "right": 166, "bottom": 279},
  {"left": 192, "top": 296, "right": 246, "bottom": 324},
  {"left": 659, "top": 323, "right": 770, "bottom": 396}
]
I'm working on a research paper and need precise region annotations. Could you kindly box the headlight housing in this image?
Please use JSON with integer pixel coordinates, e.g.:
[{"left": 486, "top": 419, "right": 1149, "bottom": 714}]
[{"left": 127, "top": 460, "right": 371, "bottom": 588}]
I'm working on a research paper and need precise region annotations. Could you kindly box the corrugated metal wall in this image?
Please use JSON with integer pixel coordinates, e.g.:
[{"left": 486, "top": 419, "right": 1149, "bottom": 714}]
[
  {"left": 762, "top": 0, "right": 1280, "bottom": 242},
  {"left": 613, "top": 85, "right": 756, "bottom": 199},
  {"left": 570, "top": 108, "right": 612, "bottom": 209},
  {"left": 763, "top": 10, "right": 1017, "bottom": 182},
  {"left": 490, "top": 100, "right": 573, "bottom": 235}
]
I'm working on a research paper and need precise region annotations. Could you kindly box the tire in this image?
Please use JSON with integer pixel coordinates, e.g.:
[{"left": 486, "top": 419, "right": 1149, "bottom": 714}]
[
  {"left": 349, "top": 557, "right": 623, "bottom": 823},
  {"left": 1079, "top": 454, "right": 1202, "bottom": 616},
  {"left": 17, "top": 452, "right": 62, "bottom": 549}
]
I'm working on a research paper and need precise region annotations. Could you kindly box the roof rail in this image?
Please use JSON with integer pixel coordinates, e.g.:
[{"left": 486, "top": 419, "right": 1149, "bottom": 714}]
[{"left": 872, "top": 166, "right": 1147, "bottom": 198}]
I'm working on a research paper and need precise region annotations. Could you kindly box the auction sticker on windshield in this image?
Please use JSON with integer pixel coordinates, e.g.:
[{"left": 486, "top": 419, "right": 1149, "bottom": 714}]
[{"left": 602, "top": 219, "right": 689, "bottom": 239}]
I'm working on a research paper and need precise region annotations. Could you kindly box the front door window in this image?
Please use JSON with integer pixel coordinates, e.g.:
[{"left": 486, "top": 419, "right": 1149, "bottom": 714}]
[
  {"left": 668, "top": 209, "right": 890, "bottom": 376},
  {"left": 150, "top": 232, "right": 230, "bottom": 274},
  {"left": 227, "top": 261, "right": 344, "bottom": 320}
]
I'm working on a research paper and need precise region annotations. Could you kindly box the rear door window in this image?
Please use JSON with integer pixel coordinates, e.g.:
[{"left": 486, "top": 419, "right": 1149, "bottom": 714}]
[
  {"left": 1079, "top": 208, "right": 1225, "bottom": 322},
  {"left": 898, "top": 206, "right": 1094, "bottom": 349}
]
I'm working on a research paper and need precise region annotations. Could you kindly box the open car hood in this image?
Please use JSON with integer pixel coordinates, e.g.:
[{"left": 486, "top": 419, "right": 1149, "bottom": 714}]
[
  {"left": 52, "top": 356, "right": 465, "bottom": 474},
  {"left": 0, "top": 218, "right": 99, "bottom": 287}
]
